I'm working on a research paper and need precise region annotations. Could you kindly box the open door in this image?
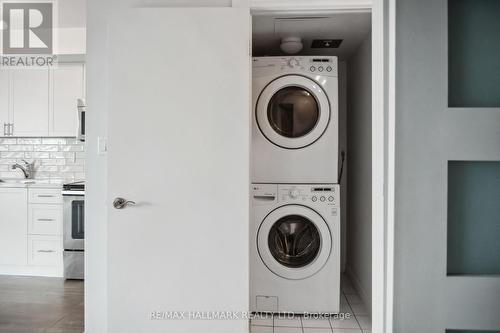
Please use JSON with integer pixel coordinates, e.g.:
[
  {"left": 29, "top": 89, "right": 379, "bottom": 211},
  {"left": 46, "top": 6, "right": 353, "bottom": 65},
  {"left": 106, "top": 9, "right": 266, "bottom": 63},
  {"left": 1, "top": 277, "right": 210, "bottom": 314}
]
[{"left": 107, "top": 8, "right": 250, "bottom": 333}]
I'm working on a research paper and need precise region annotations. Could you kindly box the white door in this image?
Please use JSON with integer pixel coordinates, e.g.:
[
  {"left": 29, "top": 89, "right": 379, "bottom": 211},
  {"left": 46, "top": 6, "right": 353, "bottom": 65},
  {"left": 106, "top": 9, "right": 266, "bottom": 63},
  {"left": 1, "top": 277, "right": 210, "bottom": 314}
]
[
  {"left": 107, "top": 8, "right": 250, "bottom": 333},
  {"left": 0, "top": 188, "right": 28, "bottom": 265},
  {"left": 11, "top": 68, "right": 49, "bottom": 136},
  {"left": 50, "top": 63, "right": 85, "bottom": 137},
  {"left": 0, "top": 68, "right": 10, "bottom": 136}
]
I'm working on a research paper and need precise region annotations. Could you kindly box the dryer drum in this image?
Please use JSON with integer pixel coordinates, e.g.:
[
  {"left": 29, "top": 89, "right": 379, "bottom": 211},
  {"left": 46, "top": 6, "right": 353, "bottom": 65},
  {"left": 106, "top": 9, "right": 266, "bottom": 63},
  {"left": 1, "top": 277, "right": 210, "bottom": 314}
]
[
  {"left": 267, "top": 86, "right": 320, "bottom": 138},
  {"left": 268, "top": 215, "right": 321, "bottom": 268}
]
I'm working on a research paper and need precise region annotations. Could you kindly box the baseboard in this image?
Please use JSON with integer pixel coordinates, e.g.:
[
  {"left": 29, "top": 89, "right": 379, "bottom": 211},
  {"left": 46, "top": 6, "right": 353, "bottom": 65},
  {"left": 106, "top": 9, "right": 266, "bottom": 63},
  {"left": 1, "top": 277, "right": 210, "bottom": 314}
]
[
  {"left": 0, "top": 265, "right": 63, "bottom": 277},
  {"left": 345, "top": 265, "right": 372, "bottom": 316}
]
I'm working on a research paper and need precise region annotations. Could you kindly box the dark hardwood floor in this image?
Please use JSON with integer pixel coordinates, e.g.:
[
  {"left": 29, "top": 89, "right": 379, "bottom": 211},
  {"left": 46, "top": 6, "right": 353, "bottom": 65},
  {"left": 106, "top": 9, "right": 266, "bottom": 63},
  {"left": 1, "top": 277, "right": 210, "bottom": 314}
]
[{"left": 0, "top": 276, "right": 84, "bottom": 333}]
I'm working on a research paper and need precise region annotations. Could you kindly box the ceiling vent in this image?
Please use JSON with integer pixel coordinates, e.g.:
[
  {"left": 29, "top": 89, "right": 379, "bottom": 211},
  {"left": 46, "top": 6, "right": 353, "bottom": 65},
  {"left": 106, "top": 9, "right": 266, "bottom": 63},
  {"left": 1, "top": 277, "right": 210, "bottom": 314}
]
[{"left": 311, "top": 39, "right": 343, "bottom": 48}]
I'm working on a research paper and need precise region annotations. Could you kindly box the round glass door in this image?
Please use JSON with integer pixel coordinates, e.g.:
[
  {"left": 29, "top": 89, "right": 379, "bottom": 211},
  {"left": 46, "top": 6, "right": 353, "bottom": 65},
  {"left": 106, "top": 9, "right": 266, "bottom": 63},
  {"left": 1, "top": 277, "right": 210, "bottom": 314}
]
[
  {"left": 268, "top": 214, "right": 321, "bottom": 268},
  {"left": 256, "top": 75, "right": 330, "bottom": 149},
  {"left": 257, "top": 205, "right": 332, "bottom": 280},
  {"left": 267, "top": 87, "right": 319, "bottom": 138}
]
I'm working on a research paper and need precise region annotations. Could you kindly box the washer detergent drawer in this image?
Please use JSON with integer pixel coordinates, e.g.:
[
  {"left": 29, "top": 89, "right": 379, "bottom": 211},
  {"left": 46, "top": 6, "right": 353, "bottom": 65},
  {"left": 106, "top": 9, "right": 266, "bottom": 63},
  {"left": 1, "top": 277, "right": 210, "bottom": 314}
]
[{"left": 256, "top": 295, "right": 278, "bottom": 312}]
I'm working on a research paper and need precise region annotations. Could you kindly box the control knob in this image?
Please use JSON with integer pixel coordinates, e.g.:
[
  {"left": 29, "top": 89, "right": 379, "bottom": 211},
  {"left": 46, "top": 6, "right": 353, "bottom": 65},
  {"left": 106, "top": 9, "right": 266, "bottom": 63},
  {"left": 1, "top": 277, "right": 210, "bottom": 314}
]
[
  {"left": 287, "top": 58, "right": 299, "bottom": 68},
  {"left": 289, "top": 188, "right": 300, "bottom": 199}
]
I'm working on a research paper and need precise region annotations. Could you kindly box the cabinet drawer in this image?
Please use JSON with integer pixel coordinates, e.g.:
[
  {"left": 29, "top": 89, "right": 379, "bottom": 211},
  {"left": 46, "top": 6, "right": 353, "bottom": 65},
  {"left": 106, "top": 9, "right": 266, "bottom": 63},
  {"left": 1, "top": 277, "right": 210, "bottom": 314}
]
[
  {"left": 28, "top": 204, "right": 63, "bottom": 235},
  {"left": 28, "top": 188, "right": 62, "bottom": 204},
  {"left": 28, "top": 235, "right": 62, "bottom": 266}
]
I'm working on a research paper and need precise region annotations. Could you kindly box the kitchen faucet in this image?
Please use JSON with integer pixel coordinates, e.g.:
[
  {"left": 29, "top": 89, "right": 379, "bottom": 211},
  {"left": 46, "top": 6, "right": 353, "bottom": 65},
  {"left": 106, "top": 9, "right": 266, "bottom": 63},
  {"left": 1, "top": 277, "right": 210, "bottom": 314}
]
[{"left": 11, "top": 160, "right": 35, "bottom": 179}]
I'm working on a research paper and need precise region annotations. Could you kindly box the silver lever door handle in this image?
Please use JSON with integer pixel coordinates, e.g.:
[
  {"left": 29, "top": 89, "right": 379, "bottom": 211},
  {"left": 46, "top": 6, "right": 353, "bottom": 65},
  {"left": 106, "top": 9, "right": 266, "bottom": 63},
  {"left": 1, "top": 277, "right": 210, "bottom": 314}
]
[{"left": 113, "top": 197, "right": 136, "bottom": 209}]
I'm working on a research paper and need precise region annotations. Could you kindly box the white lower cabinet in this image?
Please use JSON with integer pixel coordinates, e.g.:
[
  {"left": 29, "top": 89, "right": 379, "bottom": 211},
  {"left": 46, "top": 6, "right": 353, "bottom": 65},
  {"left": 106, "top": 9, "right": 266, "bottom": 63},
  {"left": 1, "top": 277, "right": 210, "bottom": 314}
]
[
  {"left": 28, "top": 235, "right": 63, "bottom": 266},
  {"left": 0, "top": 187, "right": 63, "bottom": 277},
  {"left": 0, "top": 188, "right": 28, "bottom": 266},
  {"left": 28, "top": 204, "right": 63, "bottom": 235},
  {"left": 29, "top": 188, "right": 64, "bottom": 205}
]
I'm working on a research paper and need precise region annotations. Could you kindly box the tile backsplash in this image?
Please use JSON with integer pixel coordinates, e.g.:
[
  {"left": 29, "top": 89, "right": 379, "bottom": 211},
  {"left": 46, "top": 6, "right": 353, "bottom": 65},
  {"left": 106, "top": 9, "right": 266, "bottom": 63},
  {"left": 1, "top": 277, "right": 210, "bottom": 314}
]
[{"left": 0, "top": 138, "right": 85, "bottom": 183}]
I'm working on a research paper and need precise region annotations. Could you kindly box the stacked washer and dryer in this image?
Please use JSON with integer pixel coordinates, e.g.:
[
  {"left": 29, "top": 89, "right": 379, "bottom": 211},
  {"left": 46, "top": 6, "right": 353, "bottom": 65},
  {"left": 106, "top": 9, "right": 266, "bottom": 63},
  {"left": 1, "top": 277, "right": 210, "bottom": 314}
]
[{"left": 251, "top": 56, "right": 341, "bottom": 314}]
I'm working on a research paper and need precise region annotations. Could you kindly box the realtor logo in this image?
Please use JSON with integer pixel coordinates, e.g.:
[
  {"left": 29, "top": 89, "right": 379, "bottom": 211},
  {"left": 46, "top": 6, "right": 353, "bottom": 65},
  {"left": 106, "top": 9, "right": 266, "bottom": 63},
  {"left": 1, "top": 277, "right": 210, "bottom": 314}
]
[{"left": 2, "top": 3, "right": 53, "bottom": 54}]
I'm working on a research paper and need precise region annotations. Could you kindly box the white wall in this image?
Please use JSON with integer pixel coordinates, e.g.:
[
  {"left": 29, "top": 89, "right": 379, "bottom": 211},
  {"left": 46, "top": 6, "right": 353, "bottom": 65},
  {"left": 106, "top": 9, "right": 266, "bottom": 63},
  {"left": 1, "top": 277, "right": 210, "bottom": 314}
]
[
  {"left": 85, "top": 0, "right": 113, "bottom": 331},
  {"left": 54, "top": 0, "right": 86, "bottom": 54},
  {"left": 338, "top": 61, "right": 348, "bottom": 272},
  {"left": 346, "top": 32, "right": 372, "bottom": 314}
]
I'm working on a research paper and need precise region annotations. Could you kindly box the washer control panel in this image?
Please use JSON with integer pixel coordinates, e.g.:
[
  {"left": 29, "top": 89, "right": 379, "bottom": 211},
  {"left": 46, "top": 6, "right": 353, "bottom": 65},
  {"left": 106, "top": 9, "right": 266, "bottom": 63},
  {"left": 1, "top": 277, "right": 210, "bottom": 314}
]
[
  {"left": 278, "top": 184, "right": 339, "bottom": 207},
  {"left": 253, "top": 56, "right": 338, "bottom": 77}
]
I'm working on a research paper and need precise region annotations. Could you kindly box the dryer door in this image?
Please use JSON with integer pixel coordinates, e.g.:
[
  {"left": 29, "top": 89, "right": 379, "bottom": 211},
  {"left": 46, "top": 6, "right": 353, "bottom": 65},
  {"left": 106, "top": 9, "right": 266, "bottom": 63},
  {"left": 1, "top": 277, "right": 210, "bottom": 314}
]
[
  {"left": 257, "top": 205, "right": 332, "bottom": 280},
  {"left": 256, "top": 75, "right": 330, "bottom": 149}
]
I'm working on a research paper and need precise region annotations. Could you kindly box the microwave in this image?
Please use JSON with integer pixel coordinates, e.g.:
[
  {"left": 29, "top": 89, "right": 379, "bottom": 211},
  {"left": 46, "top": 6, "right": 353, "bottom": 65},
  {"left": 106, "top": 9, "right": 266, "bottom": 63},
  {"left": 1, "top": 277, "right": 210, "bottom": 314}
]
[{"left": 77, "top": 99, "right": 86, "bottom": 142}]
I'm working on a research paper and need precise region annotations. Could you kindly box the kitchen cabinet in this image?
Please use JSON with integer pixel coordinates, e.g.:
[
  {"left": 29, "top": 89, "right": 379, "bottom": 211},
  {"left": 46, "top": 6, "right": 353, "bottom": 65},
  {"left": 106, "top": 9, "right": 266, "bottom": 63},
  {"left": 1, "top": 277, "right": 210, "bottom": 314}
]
[
  {"left": 0, "top": 68, "right": 11, "bottom": 136},
  {"left": 11, "top": 68, "right": 50, "bottom": 137},
  {"left": 0, "top": 188, "right": 28, "bottom": 266},
  {"left": 28, "top": 204, "right": 63, "bottom": 235},
  {"left": 0, "top": 63, "right": 85, "bottom": 137},
  {"left": 0, "top": 186, "right": 63, "bottom": 277},
  {"left": 29, "top": 187, "right": 64, "bottom": 204},
  {"left": 50, "top": 63, "right": 86, "bottom": 137},
  {"left": 28, "top": 235, "right": 63, "bottom": 266}
]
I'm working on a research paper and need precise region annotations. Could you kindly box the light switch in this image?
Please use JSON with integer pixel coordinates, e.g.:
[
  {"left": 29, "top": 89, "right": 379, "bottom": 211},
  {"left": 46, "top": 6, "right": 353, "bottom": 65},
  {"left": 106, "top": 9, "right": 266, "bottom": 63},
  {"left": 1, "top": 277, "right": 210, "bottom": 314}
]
[{"left": 97, "top": 136, "right": 108, "bottom": 155}]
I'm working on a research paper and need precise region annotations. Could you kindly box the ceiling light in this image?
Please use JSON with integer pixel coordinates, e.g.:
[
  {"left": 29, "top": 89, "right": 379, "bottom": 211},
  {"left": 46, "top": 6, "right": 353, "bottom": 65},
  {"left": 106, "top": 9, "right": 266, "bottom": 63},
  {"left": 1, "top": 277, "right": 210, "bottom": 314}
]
[{"left": 280, "top": 37, "right": 303, "bottom": 54}]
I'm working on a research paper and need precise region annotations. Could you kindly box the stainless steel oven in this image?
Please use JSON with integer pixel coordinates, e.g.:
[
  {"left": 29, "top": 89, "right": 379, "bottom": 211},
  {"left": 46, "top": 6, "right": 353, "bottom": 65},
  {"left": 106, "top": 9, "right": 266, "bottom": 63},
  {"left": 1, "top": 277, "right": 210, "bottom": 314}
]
[{"left": 62, "top": 181, "right": 85, "bottom": 279}]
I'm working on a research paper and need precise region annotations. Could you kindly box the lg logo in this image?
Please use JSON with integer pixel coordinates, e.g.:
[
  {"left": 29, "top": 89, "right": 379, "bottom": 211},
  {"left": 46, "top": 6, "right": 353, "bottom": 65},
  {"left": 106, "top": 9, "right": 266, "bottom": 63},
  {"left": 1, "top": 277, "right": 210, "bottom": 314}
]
[{"left": 2, "top": 3, "right": 53, "bottom": 54}]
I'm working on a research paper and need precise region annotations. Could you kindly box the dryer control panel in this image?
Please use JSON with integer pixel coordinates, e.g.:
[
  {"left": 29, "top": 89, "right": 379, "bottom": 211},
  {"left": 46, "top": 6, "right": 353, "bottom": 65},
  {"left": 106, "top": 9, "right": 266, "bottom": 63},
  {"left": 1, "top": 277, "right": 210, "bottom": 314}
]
[
  {"left": 277, "top": 184, "right": 339, "bottom": 207},
  {"left": 253, "top": 56, "right": 338, "bottom": 77}
]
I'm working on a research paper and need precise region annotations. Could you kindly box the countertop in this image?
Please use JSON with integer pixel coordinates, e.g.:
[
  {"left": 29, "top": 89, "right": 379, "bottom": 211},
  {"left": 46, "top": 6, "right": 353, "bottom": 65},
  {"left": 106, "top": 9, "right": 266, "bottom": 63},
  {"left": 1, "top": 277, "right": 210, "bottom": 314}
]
[{"left": 0, "top": 179, "right": 64, "bottom": 189}]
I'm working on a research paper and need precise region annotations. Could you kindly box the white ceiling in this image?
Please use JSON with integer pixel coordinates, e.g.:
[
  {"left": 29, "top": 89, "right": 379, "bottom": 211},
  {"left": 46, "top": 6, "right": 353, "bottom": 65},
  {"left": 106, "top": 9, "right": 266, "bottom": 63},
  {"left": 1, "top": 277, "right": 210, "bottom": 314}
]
[{"left": 252, "top": 12, "right": 371, "bottom": 59}]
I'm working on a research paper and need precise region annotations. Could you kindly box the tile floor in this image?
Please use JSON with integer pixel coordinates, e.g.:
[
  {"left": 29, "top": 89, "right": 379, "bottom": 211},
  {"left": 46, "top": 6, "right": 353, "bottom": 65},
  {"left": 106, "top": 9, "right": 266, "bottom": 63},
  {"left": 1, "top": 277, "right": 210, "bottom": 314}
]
[{"left": 250, "top": 275, "right": 371, "bottom": 333}]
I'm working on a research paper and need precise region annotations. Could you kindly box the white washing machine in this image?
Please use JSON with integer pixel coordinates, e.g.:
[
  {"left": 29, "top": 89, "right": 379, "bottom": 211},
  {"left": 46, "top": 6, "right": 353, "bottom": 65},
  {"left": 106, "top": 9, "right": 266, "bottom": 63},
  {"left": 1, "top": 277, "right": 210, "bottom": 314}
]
[
  {"left": 250, "top": 183, "right": 341, "bottom": 314},
  {"left": 252, "top": 56, "right": 339, "bottom": 184}
]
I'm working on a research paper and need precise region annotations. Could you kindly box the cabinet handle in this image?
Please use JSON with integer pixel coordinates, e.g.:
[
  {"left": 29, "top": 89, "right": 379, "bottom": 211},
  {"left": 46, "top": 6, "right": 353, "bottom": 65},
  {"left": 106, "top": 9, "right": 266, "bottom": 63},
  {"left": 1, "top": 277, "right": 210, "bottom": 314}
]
[
  {"left": 37, "top": 218, "right": 54, "bottom": 222},
  {"left": 37, "top": 195, "right": 55, "bottom": 198},
  {"left": 37, "top": 250, "right": 55, "bottom": 253}
]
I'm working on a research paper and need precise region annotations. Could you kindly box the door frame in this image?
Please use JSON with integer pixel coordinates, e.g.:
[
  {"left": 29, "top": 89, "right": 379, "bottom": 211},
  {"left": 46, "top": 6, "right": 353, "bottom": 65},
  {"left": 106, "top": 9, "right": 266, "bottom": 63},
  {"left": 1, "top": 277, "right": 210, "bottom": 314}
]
[
  {"left": 247, "top": 0, "right": 396, "bottom": 332},
  {"left": 86, "top": 0, "right": 396, "bottom": 331}
]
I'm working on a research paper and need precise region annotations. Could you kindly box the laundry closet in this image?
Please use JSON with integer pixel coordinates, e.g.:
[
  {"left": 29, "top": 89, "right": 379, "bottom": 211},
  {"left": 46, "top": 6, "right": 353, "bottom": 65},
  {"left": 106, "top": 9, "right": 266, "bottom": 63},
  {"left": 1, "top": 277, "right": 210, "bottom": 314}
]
[{"left": 250, "top": 11, "right": 373, "bottom": 317}]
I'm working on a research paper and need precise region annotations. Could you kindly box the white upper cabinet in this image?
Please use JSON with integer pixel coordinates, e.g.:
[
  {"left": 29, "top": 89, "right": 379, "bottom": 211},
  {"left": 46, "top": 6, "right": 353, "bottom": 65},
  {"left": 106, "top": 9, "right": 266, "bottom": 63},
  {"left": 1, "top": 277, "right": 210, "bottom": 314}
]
[
  {"left": 1, "top": 64, "right": 85, "bottom": 137},
  {"left": 11, "top": 68, "right": 50, "bottom": 137},
  {"left": 50, "top": 64, "right": 85, "bottom": 137},
  {"left": 0, "top": 68, "right": 10, "bottom": 136}
]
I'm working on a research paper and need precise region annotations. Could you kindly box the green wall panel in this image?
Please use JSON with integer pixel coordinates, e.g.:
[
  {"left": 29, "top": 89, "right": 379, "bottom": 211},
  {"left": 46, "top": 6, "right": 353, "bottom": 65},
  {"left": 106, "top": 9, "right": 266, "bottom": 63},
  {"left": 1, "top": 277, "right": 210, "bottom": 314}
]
[
  {"left": 448, "top": 0, "right": 500, "bottom": 107},
  {"left": 447, "top": 161, "right": 500, "bottom": 275}
]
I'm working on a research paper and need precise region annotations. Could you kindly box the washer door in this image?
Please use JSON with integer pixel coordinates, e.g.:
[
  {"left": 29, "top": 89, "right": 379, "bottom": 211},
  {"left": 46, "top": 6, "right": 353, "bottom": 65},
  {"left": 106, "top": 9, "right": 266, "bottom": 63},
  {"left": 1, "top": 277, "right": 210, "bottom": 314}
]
[
  {"left": 256, "top": 75, "right": 330, "bottom": 149},
  {"left": 257, "top": 205, "right": 332, "bottom": 280}
]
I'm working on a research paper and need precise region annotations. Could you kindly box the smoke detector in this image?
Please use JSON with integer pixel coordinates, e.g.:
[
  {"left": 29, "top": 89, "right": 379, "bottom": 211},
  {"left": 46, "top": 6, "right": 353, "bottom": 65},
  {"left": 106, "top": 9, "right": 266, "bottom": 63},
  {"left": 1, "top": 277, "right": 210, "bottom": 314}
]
[{"left": 280, "top": 37, "right": 303, "bottom": 54}]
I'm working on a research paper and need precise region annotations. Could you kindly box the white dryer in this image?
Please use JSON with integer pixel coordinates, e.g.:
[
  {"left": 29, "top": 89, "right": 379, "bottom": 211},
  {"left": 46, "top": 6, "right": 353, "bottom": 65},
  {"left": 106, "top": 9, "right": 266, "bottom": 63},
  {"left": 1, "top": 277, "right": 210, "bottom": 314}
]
[
  {"left": 252, "top": 56, "right": 339, "bottom": 184},
  {"left": 250, "top": 183, "right": 341, "bottom": 314}
]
